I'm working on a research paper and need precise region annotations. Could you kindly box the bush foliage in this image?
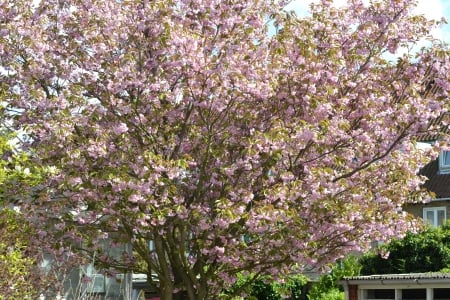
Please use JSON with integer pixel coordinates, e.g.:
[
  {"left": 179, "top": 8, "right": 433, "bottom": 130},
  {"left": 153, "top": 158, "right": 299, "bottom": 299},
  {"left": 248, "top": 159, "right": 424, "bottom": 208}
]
[
  {"left": 360, "top": 224, "right": 450, "bottom": 275},
  {"left": 308, "top": 255, "right": 361, "bottom": 300},
  {"left": 222, "top": 274, "right": 308, "bottom": 300}
]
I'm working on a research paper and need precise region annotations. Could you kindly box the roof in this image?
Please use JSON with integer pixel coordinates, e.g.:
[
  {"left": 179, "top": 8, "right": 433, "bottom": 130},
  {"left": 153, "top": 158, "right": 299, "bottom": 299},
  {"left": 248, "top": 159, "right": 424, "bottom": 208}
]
[
  {"left": 416, "top": 113, "right": 450, "bottom": 142},
  {"left": 416, "top": 112, "right": 450, "bottom": 198},
  {"left": 340, "top": 273, "right": 450, "bottom": 286},
  {"left": 344, "top": 273, "right": 450, "bottom": 281},
  {"left": 419, "top": 159, "right": 450, "bottom": 198}
]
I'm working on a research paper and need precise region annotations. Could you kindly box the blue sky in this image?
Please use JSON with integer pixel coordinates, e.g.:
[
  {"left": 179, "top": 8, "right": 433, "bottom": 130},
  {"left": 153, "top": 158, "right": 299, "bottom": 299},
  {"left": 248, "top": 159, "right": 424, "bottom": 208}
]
[{"left": 286, "top": 0, "right": 450, "bottom": 43}]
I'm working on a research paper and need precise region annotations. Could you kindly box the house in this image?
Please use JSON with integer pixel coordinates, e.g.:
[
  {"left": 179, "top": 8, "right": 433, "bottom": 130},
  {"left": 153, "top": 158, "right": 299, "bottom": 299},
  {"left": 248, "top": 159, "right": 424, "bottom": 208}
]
[
  {"left": 403, "top": 113, "right": 450, "bottom": 227},
  {"left": 339, "top": 273, "right": 450, "bottom": 300},
  {"left": 405, "top": 155, "right": 450, "bottom": 227},
  {"left": 42, "top": 238, "right": 159, "bottom": 299},
  {"left": 49, "top": 246, "right": 132, "bottom": 300}
]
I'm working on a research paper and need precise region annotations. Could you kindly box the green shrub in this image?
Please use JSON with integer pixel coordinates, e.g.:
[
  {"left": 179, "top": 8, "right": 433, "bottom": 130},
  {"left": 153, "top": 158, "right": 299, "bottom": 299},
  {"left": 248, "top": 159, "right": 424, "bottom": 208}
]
[
  {"left": 308, "top": 288, "right": 343, "bottom": 300},
  {"left": 221, "top": 274, "right": 308, "bottom": 299},
  {"left": 308, "top": 255, "right": 361, "bottom": 300},
  {"left": 250, "top": 278, "right": 280, "bottom": 300},
  {"left": 283, "top": 275, "right": 309, "bottom": 300},
  {"left": 360, "top": 224, "right": 450, "bottom": 275}
]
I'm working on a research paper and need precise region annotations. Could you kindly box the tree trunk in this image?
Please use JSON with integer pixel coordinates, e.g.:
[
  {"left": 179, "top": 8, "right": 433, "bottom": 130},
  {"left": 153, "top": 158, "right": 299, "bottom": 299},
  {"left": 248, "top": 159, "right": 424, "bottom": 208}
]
[
  {"left": 173, "top": 291, "right": 190, "bottom": 300},
  {"left": 159, "top": 286, "right": 173, "bottom": 300}
]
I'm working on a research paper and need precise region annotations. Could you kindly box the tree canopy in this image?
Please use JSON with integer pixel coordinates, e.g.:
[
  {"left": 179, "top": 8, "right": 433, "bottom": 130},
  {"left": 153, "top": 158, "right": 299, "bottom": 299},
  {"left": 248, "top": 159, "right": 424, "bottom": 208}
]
[{"left": 2, "top": 0, "right": 450, "bottom": 298}]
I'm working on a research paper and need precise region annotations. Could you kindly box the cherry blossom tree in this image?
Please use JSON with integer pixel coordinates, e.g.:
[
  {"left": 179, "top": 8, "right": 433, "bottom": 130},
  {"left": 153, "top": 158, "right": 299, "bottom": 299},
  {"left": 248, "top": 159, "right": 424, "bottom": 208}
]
[{"left": 2, "top": 0, "right": 450, "bottom": 298}]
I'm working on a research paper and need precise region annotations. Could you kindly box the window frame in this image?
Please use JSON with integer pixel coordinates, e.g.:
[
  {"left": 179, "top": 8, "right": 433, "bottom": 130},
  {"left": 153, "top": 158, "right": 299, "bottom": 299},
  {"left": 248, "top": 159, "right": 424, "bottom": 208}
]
[
  {"left": 80, "top": 263, "right": 106, "bottom": 294},
  {"left": 439, "top": 150, "right": 450, "bottom": 173},
  {"left": 423, "top": 206, "right": 447, "bottom": 227}
]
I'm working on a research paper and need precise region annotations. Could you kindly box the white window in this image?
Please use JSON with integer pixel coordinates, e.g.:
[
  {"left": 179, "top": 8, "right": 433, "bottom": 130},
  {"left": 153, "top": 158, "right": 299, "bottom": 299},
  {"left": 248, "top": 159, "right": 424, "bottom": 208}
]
[
  {"left": 439, "top": 151, "right": 450, "bottom": 173},
  {"left": 80, "top": 263, "right": 105, "bottom": 293},
  {"left": 423, "top": 207, "right": 446, "bottom": 227}
]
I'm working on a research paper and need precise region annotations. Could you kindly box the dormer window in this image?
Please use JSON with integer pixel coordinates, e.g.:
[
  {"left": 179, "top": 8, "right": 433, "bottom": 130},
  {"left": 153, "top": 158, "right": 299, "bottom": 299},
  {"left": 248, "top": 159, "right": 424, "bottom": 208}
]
[{"left": 439, "top": 150, "right": 450, "bottom": 173}]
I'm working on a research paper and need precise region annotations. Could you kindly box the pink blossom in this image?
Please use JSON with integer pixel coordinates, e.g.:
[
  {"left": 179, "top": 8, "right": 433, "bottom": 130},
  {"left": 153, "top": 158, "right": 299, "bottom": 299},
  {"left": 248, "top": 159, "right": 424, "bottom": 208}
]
[{"left": 113, "top": 122, "right": 128, "bottom": 135}]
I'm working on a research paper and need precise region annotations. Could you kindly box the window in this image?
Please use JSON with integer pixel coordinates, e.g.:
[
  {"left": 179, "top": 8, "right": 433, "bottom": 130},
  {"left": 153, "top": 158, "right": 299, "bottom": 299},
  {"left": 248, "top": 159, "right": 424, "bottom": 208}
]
[
  {"left": 434, "top": 288, "right": 450, "bottom": 300},
  {"left": 80, "top": 264, "right": 105, "bottom": 293},
  {"left": 423, "top": 207, "right": 446, "bottom": 227},
  {"left": 401, "top": 288, "right": 426, "bottom": 300},
  {"left": 365, "top": 289, "right": 395, "bottom": 300},
  {"left": 439, "top": 151, "right": 450, "bottom": 173}
]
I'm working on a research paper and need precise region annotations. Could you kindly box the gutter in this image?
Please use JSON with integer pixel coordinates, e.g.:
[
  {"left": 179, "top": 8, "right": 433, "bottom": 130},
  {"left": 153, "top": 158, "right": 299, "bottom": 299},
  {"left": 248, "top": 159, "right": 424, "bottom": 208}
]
[
  {"left": 339, "top": 278, "right": 450, "bottom": 286},
  {"left": 430, "top": 197, "right": 450, "bottom": 202}
]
